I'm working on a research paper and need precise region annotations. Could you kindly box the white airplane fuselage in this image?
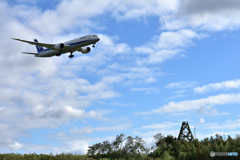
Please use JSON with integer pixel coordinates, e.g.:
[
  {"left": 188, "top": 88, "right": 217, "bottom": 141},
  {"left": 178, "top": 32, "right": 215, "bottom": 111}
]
[{"left": 36, "top": 35, "right": 100, "bottom": 57}]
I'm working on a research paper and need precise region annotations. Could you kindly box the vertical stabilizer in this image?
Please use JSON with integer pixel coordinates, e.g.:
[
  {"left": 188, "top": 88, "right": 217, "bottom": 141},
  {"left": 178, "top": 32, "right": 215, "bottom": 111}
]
[{"left": 34, "top": 39, "right": 43, "bottom": 53}]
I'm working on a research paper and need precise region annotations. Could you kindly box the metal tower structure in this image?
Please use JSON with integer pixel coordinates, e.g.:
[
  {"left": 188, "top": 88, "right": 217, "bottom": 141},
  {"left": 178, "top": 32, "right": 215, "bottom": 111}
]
[
  {"left": 178, "top": 121, "right": 194, "bottom": 141},
  {"left": 194, "top": 126, "right": 196, "bottom": 139}
]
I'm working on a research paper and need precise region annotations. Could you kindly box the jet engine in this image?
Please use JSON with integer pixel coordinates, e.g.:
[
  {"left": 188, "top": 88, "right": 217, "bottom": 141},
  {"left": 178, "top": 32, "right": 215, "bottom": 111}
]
[
  {"left": 77, "top": 47, "right": 91, "bottom": 54},
  {"left": 54, "top": 43, "right": 65, "bottom": 50}
]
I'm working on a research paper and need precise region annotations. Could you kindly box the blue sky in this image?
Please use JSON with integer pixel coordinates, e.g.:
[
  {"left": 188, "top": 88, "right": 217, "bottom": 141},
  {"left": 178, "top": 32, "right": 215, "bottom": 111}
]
[{"left": 1, "top": 0, "right": 240, "bottom": 154}]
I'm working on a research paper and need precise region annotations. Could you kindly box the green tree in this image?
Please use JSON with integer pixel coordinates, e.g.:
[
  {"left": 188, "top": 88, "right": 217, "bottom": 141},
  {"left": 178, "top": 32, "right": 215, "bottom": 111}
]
[
  {"left": 112, "top": 133, "right": 126, "bottom": 151},
  {"left": 154, "top": 133, "right": 165, "bottom": 147}
]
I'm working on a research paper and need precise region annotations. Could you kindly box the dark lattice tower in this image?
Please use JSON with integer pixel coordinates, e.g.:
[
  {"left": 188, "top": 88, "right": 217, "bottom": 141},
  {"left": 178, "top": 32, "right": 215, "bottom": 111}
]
[{"left": 178, "top": 121, "right": 194, "bottom": 141}]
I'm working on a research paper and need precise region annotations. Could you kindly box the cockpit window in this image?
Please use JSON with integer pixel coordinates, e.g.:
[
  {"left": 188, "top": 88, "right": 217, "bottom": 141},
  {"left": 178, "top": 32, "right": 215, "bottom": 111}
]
[{"left": 93, "top": 35, "right": 97, "bottom": 37}]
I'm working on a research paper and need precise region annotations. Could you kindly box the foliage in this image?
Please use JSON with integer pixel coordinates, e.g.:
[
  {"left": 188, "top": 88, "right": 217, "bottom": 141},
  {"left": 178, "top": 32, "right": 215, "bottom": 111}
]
[
  {"left": 87, "top": 133, "right": 149, "bottom": 159},
  {"left": 149, "top": 133, "right": 240, "bottom": 160},
  {"left": 88, "top": 133, "right": 240, "bottom": 160},
  {"left": 1, "top": 133, "right": 240, "bottom": 160},
  {"left": 0, "top": 153, "right": 92, "bottom": 160}
]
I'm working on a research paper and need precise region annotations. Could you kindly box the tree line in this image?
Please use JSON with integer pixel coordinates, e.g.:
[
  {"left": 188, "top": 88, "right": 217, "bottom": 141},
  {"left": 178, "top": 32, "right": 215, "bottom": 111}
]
[
  {"left": 87, "top": 133, "right": 240, "bottom": 160},
  {"left": 1, "top": 133, "right": 240, "bottom": 160}
]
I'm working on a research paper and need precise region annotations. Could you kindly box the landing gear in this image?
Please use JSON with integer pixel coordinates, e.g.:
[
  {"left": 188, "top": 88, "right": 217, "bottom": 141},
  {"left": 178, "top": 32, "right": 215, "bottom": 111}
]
[
  {"left": 56, "top": 53, "right": 61, "bottom": 56},
  {"left": 69, "top": 55, "right": 74, "bottom": 58},
  {"left": 69, "top": 51, "right": 74, "bottom": 58},
  {"left": 92, "top": 43, "right": 95, "bottom": 48}
]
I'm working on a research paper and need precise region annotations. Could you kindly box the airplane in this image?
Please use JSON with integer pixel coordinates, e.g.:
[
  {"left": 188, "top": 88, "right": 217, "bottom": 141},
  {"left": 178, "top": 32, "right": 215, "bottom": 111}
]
[{"left": 12, "top": 34, "right": 100, "bottom": 58}]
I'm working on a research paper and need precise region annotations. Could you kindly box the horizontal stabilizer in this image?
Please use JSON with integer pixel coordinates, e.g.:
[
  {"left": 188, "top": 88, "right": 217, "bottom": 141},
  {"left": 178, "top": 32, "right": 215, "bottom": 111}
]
[{"left": 22, "top": 52, "right": 37, "bottom": 55}]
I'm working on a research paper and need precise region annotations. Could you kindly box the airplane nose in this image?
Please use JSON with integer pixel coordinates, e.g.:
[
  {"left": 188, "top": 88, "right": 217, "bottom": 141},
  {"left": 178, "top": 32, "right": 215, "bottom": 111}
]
[{"left": 97, "top": 37, "right": 100, "bottom": 41}]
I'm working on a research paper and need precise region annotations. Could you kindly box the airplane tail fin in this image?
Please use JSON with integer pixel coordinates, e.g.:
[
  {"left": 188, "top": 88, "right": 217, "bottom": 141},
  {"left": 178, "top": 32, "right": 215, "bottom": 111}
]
[{"left": 34, "top": 39, "right": 44, "bottom": 53}]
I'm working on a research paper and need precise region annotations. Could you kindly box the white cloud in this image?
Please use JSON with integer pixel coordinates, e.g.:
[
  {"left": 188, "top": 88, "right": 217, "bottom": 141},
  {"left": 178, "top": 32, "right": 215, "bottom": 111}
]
[
  {"left": 134, "top": 29, "right": 206, "bottom": 65},
  {"left": 28, "top": 1, "right": 110, "bottom": 35},
  {"left": 70, "top": 124, "right": 131, "bottom": 134},
  {"left": 173, "top": 90, "right": 186, "bottom": 94},
  {"left": 167, "top": 90, "right": 187, "bottom": 100},
  {"left": 137, "top": 129, "right": 180, "bottom": 145},
  {"left": 130, "top": 87, "right": 159, "bottom": 94},
  {"left": 30, "top": 105, "right": 110, "bottom": 120},
  {"left": 9, "top": 140, "right": 93, "bottom": 154},
  {"left": 8, "top": 0, "right": 178, "bottom": 36},
  {"left": 135, "top": 122, "right": 182, "bottom": 148},
  {"left": 148, "top": 50, "right": 181, "bottom": 64},
  {"left": 201, "top": 119, "right": 240, "bottom": 131},
  {"left": 0, "top": 105, "right": 110, "bottom": 152},
  {"left": 0, "top": 73, "right": 122, "bottom": 109},
  {"left": 134, "top": 46, "right": 155, "bottom": 54},
  {"left": 194, "top": 79, "right": 240, "bottom": 93},
  {"left": 110, "top": 0, "right": 178, "bottom": 20},
  {"left": 97, "top": 34, "right": 131, "bottom": 55},
  {"left": 166, "top": 81, "right": 198, "bottom": 89},
  {"left": 145, "top": 77, "right": 156, "bottom": 83},
  {"left": 9, "top": 142, "right": 24, "bottom": 151},
  {"left": 167, "top": 94, "right": 185, "bottom": 100},
  {"left": 199, "top": 118, "right": 205, "bottom": 123},
  {"left": 138, "top": 93, "right": 240, "bottom": 114},
  {"left": 154, "top": 29, "right": 204, "bottom": 50},
  {"left": 96, "top": 124, "right": 131, "bottom": 132},
  {"left": 110, "top": 102, "right": 136, "bottom": 107},
  {"left": 67, "top": 140, "right": 91, "bottom": 154},
  {"left": 196, "top": 131, "right": 240, "bottom": 141},
  {"left": 142, "top": 122, "right": 179, "bottom": 129},
  {"left": 70, "top": 127, "right": 93, "bottom": 134},
  {"left": 161, "top": 0, "right": 240, "bottom": 31},
  {"left": 196, "top": 106, "right": 219, "bottom": 116},
  {"left": 196, "top": 106, "right": 230, "bottom": 116}
]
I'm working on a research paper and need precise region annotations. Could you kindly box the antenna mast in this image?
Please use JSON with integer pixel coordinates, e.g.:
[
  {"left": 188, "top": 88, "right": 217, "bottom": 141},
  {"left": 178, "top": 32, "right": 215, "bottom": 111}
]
[
  {"left": 178, "top": 121, "right": 194, "bottom": 141},
  {"left": 194, "top": 126, "right": 196, "bottom": 139}
]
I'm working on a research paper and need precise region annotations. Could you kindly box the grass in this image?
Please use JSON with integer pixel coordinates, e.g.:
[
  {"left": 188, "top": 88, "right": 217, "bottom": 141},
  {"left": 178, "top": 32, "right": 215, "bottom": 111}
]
[{"left": 0, "top": 153, "right": 94, "bottom": 160}]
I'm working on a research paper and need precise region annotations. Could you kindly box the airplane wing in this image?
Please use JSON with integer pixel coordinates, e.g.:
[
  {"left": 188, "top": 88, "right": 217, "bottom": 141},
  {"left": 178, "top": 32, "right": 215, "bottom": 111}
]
[
  {"left": 22, "top": 52, "right": 37, "bottom": 55},
  {"left": 12, "top": 38, "right": 57, "bottom": 50},
  {"left": 12, "top": 38, "right": 71, "bottom": 51}
]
